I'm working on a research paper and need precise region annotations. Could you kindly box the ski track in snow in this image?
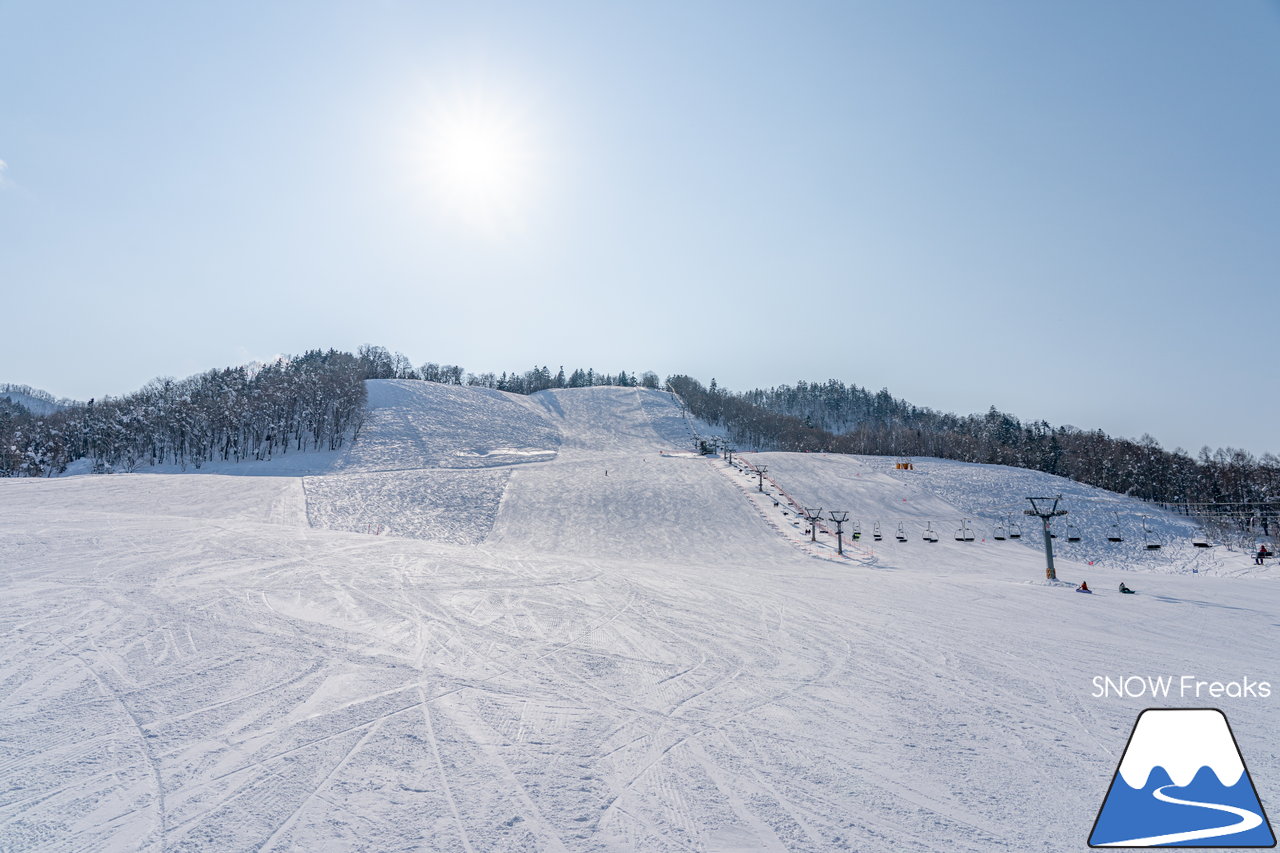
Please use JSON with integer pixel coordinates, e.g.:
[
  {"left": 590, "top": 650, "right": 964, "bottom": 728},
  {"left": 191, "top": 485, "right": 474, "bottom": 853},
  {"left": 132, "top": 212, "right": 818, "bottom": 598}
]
[{"left": 1, "top": 380, "right": 1278, "bottom": 851}]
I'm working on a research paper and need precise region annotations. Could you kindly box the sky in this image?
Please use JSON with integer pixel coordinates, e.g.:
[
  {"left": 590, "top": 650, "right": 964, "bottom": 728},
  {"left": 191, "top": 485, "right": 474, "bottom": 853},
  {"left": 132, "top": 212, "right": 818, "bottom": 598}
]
[{"left": 2, "top": 1, "right": 1278, "bottom": 457}]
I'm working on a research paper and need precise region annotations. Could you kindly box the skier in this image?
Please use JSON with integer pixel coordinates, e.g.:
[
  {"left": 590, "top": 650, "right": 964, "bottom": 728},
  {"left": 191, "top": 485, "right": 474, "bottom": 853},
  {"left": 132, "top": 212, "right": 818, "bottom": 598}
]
[
  {"left": 1076, "top": 581, "right": 1091, "bottom": 594},
  {"left": 1256, "top": 545, "right": 1270, "bottom": 565},
  {"left": 1119, "top": 582, "right": 1135, "bottom": 594}
]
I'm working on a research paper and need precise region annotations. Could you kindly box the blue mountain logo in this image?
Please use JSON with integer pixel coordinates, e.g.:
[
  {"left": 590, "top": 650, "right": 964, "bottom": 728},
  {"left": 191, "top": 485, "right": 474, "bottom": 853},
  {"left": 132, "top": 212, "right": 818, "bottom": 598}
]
[{"left": 1090, "top": 709, "right": 1275, "bottom": 847}]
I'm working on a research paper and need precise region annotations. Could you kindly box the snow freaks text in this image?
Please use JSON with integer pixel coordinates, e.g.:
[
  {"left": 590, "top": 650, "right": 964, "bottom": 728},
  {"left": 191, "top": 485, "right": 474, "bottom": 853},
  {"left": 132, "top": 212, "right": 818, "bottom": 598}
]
[{"left": 1092, "top": 676, "right": 1272, "bottom": 700}]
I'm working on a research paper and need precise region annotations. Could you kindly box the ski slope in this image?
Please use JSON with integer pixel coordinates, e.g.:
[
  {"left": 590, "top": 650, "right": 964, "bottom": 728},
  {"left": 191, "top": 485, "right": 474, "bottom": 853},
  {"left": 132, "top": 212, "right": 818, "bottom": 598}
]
[
  {"left": 2, "top": 381, "right": 1278, "bottom": 852},
  {"left": 740, "top": 451, "right": 1231, "bottom": 576}
]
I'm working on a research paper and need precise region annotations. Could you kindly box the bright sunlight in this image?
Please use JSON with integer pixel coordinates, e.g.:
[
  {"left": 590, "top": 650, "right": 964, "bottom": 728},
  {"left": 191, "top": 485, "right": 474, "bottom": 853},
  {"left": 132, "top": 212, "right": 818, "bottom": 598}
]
[{"left": 415, "top": 90, "right": 542, "bottom": 234}]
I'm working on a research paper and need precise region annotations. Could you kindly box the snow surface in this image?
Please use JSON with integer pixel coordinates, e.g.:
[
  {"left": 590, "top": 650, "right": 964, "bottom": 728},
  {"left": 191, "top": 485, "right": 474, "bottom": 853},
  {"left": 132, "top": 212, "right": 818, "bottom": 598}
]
[{"left": 3, "top": 380, "right": 1278, "bottom": 851}]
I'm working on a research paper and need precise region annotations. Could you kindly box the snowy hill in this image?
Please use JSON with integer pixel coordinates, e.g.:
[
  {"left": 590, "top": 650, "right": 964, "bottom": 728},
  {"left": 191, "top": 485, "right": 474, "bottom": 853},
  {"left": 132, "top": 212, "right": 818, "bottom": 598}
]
[
  {"left": 2, "top": 380, "right": 1277, "bottom": 852},
  {"left": 0, "top": 384, "right": 79, "bottom": 416}
]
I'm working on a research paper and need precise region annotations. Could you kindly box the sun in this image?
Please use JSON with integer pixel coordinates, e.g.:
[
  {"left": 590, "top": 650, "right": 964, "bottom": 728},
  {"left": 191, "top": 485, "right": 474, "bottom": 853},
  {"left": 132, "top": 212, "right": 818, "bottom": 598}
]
[{"left": 416, "top": 92, "right": 541, "bottom": 232}]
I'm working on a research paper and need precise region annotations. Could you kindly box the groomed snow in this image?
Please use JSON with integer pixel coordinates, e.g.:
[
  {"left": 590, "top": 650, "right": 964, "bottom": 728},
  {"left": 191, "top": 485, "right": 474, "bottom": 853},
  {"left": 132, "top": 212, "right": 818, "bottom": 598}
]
[{"left": 2, "top": 381, "right": 1277, "bottom": 851}]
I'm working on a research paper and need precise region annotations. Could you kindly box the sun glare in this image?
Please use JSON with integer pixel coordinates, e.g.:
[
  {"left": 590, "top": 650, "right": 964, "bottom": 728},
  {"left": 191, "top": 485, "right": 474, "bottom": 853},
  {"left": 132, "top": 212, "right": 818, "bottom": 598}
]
[{"left": 415, "top": 92, "right": 542, "bottom": 233}]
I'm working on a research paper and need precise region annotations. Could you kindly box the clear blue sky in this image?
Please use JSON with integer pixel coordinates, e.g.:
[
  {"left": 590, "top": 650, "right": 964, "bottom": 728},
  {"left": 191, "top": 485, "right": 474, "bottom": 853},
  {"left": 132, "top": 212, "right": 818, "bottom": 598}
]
[{"left": 2, "top": 1, "right": 1277, "bottom": 456}]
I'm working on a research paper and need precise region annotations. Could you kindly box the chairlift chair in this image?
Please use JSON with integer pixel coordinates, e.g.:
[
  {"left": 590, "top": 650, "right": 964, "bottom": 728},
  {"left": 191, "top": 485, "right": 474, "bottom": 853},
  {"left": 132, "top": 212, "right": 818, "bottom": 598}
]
[
  {"left": 895, "top": 522, "right": 907, "bottom": 542},
  {"left": 1107, "top": 514, "right": 1124, "bottom": 543},
  {"left": 955, "top": 521, "right": 975, "bottom": 542},
  {"left": 850, "top": 521, "right": 861, "bottom": 541},
  {"left": 1008, "top": 521, "right": 1022, "bottom": 540},
  {"left": 922, "top": 522, "right": 938, "bottom": 543},
  {"left": 993, "top": 523, "right": 1007, "bottom": 541},
  {"left": 1142, "top": 517, "right": 1161, "bottom": 550},
  {"left": 873, "top": 522, "right": 882, "bottom": 542},
  {"left": 1066, "top": 522, "right": 1081, "bottom": 543},
  {"left": 1192, "top": 537, "right": 1210, "bottom": 548}
]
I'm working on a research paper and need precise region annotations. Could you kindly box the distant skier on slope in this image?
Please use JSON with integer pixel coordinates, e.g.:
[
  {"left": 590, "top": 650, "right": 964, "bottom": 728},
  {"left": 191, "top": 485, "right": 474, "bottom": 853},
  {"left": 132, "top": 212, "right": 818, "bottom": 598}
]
[{"left": 1076, "top": 581, "right": 1091, "bottom": 594}]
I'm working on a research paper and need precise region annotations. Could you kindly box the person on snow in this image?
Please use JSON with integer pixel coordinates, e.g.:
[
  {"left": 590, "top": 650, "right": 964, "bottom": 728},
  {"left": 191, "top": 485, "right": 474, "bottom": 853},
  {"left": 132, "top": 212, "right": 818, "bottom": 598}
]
[
  {"left": 1119, "top": 582, "right": 1135, "bottom": 594},
  {"left": 1257, "top": 545, "right": 1270, "bottom": 565},
  {"left": 1077, "top": 581, "right": 1090, "bottom": 593}
]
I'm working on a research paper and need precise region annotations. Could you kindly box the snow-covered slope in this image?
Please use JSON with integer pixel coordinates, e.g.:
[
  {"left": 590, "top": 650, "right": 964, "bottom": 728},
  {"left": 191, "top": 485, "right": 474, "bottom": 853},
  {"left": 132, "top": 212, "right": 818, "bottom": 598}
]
[
  {"left": 744, "top": 452, "right": 1231, "bottom": 576},
  {"left": 486, "top": 387, "right": 802, "bottom": 563},
  {"left": 2, "top": 381, "right": 1278, "bottom": 853},
  {"left": 0, "top": 386, "right": 78, "bottom": 416},
  {"left": 338, "top": 380, "right": 560, "bottom": 473},
  {"left": 298, "top": 380, "right": 560, "bottom": 544}
]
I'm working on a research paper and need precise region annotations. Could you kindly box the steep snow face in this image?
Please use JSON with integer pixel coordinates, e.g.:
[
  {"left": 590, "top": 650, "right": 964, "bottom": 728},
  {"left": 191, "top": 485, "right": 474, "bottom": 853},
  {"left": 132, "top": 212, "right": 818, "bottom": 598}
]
[
  {"left": 339, "top": 380, "right": 561, "bottom": 472},
  {"left": 526, "top": 386, "right": 678, "bottom": 454},
  {"left": 303, "top": 380, "right": 561, "bottom": 543},
  {"left": 1118, "top": 709, "right": 1246, "bottom": 789}
]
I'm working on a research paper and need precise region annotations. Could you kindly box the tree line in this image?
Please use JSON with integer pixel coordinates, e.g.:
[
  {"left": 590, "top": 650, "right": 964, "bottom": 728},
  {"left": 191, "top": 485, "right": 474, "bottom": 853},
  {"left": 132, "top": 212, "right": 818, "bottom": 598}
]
[
  {"left": 354, "top": 345, "right": 661, "bottom": 394},
  {"left": 667, "top": 375, "right": 1280, "bottom": 513},
  {"left": 1, "top": 349, "right": 368, "bottom": 476}
]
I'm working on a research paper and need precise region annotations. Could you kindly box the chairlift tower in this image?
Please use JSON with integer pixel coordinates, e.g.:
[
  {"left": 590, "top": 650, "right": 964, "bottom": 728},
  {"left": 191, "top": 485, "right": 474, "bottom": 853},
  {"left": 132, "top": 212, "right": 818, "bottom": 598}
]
[
  {"left": 828, "top": 511, "right": 849, "bottom": 555},
  {"left": 1025, "top": 496, "right": 1068, "bottom": 580},
  {"left": 802, "top": 507, "right": 823, "bottom": 542},
  {"left": 755, "top": 465, "right": 768, "bottom": 492}
]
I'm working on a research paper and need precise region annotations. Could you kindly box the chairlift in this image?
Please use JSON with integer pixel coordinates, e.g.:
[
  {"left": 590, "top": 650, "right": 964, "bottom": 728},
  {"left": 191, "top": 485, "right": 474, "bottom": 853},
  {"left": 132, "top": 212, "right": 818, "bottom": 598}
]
[
  {"left": 873, "top": 522, "right": 882, "bottom": 542},
  {"left": 895, "top": 522, "right": 907, "bottom": 543},
  {"left": 1192, "top": 537, "right": 1210, "bottom": 548},
  {"left": 1008, "top": 520, "right": 1022, "bottom": 540},
  {"left": 954, "top": 520, "right": 975, "bottom": 542},
  {"left": 850, "top": 521, "right": 861, "bottom": 541},
  {"left": 993, "top": 523, "right": 1007, "bottom": 541},
  {"left": 1142, "top": 516, "right": 1161, "bottom": 550},
  {"left": 922, "top": 522, "right": 938, "bottom": 543},
  {"left": 1066, "top": 522, "right": 1081, "bottom": 543},
  {"left": 1107, "top": 514, "right": 1123, "bottom": 543}
]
